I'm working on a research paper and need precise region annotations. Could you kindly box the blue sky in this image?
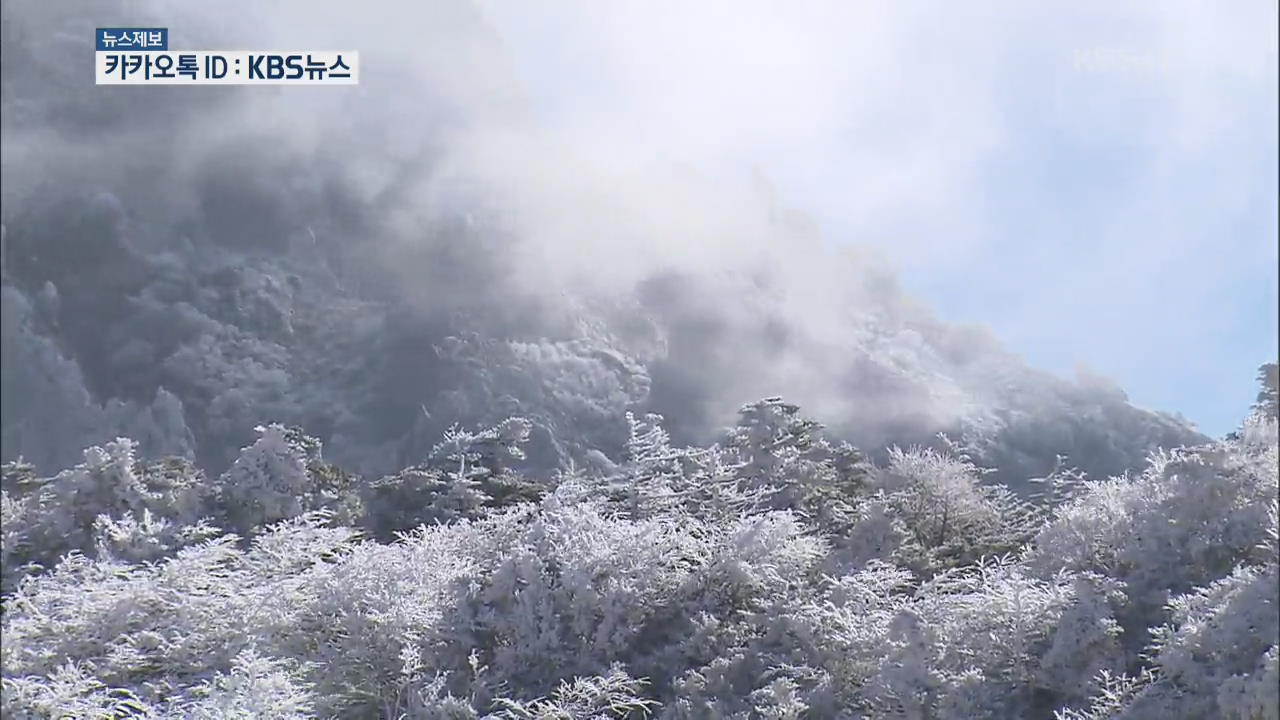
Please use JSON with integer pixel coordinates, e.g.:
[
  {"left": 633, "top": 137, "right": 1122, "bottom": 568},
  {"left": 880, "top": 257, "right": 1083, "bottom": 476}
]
[{"left": 476, "top": 0, "right": 1278, "bottom": 436}]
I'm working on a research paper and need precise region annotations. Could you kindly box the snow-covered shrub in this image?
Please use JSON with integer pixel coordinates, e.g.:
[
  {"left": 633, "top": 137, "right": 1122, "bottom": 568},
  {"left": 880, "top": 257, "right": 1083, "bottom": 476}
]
[
  {"left": 1059, "top": 495, "right": 1279, "bottom": 720},
  {"left": 1026, "top": 418, "right": 1278, "bottom": 652},
  {"left": 0, "top": 444, "right": 213, "bottom": 589},
  {"left": 562, "top": 412, "right": 773, "bottom": 524},
  {"left": 92, "top": 509, "right": 221, "bottom": 564},
  {"left": 2, "top": 661, "right": 153, "bottom": 719},
  {"left": 170, "top": 648, "right": 317, "bottom": 720},
  {"left": 875, "top": 445, "right": 1038, "bottom": 574},
  {"left": 1, "top": 513, "right": 359, "bottom": 710},
  {"left": 725, "top": 399, "right": 873, "bottom": 521},
  {"left": 1134, "top": 562, "right": 1279, "bottom": 719},
  {"left": 489, "top": 666, "right": 657, "bottom": 719},
  {"left": 215, "top": 424, "right": 362, "bottom": 533},
  {"left": 361, "top": 417, "right": 541, "bottom": 538}
]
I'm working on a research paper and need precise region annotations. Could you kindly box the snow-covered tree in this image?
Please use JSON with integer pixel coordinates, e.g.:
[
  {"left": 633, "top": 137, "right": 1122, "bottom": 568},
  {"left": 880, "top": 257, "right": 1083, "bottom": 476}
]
[
  {"left": 1, "top": 401, "right": 1274, "bottom": 718},
  {"left": 875, "top": 445, "right": 1038, "bottom": 574},
  {"left": 214, "top": 424, "right": 361, "bottom": 533}
]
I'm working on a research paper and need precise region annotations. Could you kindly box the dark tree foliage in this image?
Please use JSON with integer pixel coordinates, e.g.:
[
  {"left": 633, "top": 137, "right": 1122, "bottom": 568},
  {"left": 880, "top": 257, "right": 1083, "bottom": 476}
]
[{"left": 1255, "top": 362, "right": 1279, "bottom": 419}]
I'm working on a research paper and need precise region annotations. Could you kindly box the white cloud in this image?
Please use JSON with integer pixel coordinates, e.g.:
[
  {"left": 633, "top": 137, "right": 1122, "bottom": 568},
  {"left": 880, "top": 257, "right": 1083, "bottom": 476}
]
[{"left": 474, "top": 0, "right": 1279, "bottom": 432}]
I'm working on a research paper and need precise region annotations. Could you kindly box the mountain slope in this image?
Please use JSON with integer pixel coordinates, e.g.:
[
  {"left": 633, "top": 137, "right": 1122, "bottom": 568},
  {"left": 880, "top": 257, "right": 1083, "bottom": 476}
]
[{"left": 0, "top": 0, "right": 1206, "bottom": 485}]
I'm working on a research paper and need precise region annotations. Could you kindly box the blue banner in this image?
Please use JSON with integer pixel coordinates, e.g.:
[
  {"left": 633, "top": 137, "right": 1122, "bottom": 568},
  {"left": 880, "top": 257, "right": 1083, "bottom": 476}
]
[{"left": 96, "top": 28, "right": 168, "bottom": 51}]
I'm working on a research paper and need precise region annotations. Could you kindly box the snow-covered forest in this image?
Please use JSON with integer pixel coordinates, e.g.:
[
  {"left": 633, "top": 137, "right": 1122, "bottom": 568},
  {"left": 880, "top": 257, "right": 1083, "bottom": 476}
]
[
  {"left": 1, "top": 390, "right": 1276, "bottom": 718},
  {"left": 2, "top": 1, "right": 1277, "bottom": 718}
]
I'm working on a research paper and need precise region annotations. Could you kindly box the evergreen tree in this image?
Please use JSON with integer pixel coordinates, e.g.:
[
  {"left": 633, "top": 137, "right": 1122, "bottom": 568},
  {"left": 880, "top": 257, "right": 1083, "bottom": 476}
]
[{"left": 1254, "top": 362, "right": 1279, "bottom": 419}]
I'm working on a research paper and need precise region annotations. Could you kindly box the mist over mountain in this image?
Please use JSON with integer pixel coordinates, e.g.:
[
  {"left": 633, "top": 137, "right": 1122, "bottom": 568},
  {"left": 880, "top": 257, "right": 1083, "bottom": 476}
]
[{"left": 1, "top": 0, "right": 1207, "bottom": 486}]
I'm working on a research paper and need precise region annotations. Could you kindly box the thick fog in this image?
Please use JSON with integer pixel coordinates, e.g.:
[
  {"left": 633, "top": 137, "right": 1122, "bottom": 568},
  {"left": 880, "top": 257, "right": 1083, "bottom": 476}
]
[{"left": 2, "top": 0, "right": 1211, "bottom": 484}]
